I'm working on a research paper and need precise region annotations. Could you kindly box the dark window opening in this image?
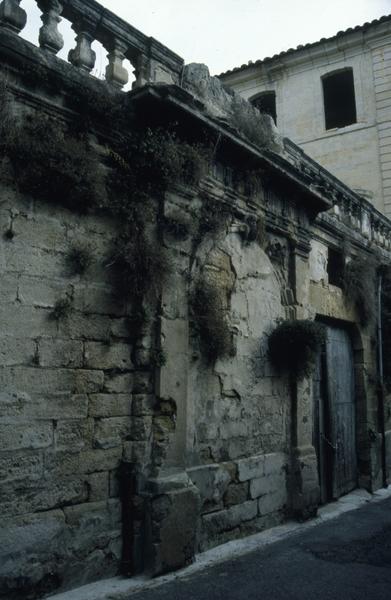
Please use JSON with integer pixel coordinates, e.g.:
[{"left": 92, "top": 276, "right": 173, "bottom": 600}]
[
  {"left": 251, "top": 91, "right": 277, "bottom": 125},
  {"left": 322, "top": 69, "right": 357, "bottom": 130},
  {"left": 327, "top": 248, "right": 344, "bottom": 287}
]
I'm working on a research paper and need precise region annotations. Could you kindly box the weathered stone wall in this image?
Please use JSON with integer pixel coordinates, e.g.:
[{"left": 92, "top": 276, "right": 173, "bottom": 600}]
[
  {"left": 2, "top": 5, "right": 391, "bottom": 596},
  {"left": 0, "top": 183, "right": 153, "bottom": 597},
  {"left": 186, "top": 231, "right": 289, "bottom": 548},
  {"left": 140, "top": 181, "right": 291, "bottom": 560}
]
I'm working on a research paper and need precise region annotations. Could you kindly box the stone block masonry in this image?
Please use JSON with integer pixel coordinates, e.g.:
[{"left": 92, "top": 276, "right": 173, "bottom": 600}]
[
  {"left": 2, "top": 2, "right": 391, "bottom": 597},
  {"left": 0, "top": 189, "right": 142, "bottom": 597},
  {"left": 191, "top": 453, "right": 288, "bottom": 551}
]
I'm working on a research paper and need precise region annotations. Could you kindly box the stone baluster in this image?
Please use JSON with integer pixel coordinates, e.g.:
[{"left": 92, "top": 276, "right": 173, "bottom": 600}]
[
  {"left": 372, "top": 218, "right": 380, "bottom": 243},
  {"left": 377, "top": 222, "right": 382, "bottom": 244},
  {"left": 380, "top": 225, "right": 386, "bottom": 248},
  {"left": 0, "top": 0, "right": 27, "bottom": 33},
  {"left": 378, "top": 225, "right": 383, "bottom": 247},
  {"left": 358, "top": 208, "right": 363, "bottom": 231},
  {"left": 350, "top": 201, "right": 355, "bottom": 224},
  {"left": 340, "top": 195, "right": 349, "bottom": 223},
  {"left": 133, "top": 53, "right": 151, "bottom": 88},
  {"left": 331, "top": 192, "right": 342, "bottom": 218},
  {"left": 370, "top": 215, "right": 375, "bottom": 242},
  {"left": 68, "top": 22, "right": 96, "bottom": 73},
  {"left": 105, "top": 41, "right": 129, "bottom": 89},
  {"left": 361, "top": 209, "right": 371, "bottom": 238},
  {"left": 37, "top": 0, "right": 64, "bottom": 54},
  {"left": 352, "top": 202, "right": 361, "bottom": 230}
]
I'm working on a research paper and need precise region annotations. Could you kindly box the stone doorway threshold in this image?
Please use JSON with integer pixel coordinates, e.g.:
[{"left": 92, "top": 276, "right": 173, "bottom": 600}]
[{"left": 48, "top": 486, "right": 391, "bottom": 600}]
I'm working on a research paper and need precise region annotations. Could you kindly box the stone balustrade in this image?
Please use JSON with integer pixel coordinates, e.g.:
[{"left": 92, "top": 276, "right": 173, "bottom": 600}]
[
  {"left": 0, "top": 0, "right": 184, "bottom": 88},
  {"left": 283, "top": 138, "right": 391, "bottom": 252}
]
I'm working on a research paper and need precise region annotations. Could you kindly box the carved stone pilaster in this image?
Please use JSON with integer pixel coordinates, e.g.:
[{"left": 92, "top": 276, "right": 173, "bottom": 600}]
[
  {"left": 105, "top": 42, "right": 128, "bottom": 89},
  {"left": 68, "top": 27, "right": 96, "bottom": 73},
  {"left": 38, "top": 0, "right": 64, "bottom": 54},
  {"left": 289, "top": 378, "right": 320, "bottom": 519},
  {"left": 0, "top": 0, "right": 27, "bottom": 33}
]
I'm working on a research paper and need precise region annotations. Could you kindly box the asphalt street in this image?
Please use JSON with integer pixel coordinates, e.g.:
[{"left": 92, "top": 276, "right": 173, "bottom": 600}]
[{"left": 129, "top": 496, "right": 391, "bottom": 600}]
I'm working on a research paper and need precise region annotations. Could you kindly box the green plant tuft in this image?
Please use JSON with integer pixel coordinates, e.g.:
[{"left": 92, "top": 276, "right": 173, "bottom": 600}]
[
  {"left": 51, "top": 297, "right": 73, "bottom": 321},
  {"left": 110, "top": 234, "right": 172, "bottom": 301},
  {"left": 190, "top": 280, "right": 233, "bottom": 364},
  {"left": 255, "top": 216, "right": 267, "bottom": 247},
  {"left": 32, "top": 347, "right": 40, "bottom": 366},
  {"left": 151, "top": 348, "right": 167, "bottom": 368},
  {"left": 107, "top": 128, "right": 211, "bottom": 214},
  {"left": 268, "top": 319, "right": 326, "bottom": 379},
  {"left": 3, "top": 227, "right": 14, "bottom": 241},
  {"left": 381, "top": 266, "right": 391, "bottom": 391},
  {"left": 4, "top": 115, "right": 105, "bottom": 212},
  {"left": 66, "top": 244, "right": 93, "bottom": 276},
  {"left": 342, "top": 254, "right": 378, "bottom": 327},
  {"left": 0, "top": 73, "right": 13, "bottom": 154},
  {"left": 199, "top": 199, "right": 230, "bottom": 236}
]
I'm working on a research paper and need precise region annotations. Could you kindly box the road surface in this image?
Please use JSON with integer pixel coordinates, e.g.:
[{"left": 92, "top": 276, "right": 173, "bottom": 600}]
[{"left": 129, "top": 496, "right": 391, "bottom": 600}]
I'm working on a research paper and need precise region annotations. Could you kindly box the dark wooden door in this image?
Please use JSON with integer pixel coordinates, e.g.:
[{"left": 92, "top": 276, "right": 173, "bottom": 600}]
[{"left": 313, "top": 324, "right": 357, "bottom": 501}]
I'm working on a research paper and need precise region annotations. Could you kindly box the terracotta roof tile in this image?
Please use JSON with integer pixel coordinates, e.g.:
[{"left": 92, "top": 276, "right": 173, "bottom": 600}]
[{"left": 218, "top": 14, "right": 391, "bottom": 77}]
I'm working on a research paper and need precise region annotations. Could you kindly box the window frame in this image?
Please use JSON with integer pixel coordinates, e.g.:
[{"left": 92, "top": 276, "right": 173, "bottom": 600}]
[
  {"left": 250, "top": 90, "right": 277, "bottom": 125},
  {"left": 321, "top": 67, "right": 357, "bottom": 131}
]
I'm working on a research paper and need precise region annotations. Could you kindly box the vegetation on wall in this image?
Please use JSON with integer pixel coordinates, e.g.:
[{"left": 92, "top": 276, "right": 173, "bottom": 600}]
[
  {"left": 198, "top": 197, "right": 230, "bottom": 237},
  {"left": 0, "top": 73, "right": 13, "bottom": 151},
  {"left": 0, "top": 74, "right": 8, "bottom": 120},
  {"left": 268, "top": 319, "right": 326, "bottom": 379},
  {"left": 190, "top": 279, "right": 234, "bottom": 364},
  {"left": 0, "top": 68, "right": 266, "bottom": 370},
  {"left": 50, "top": 297, "right": 73, "bottom": 321},
  {"left": 342, "top": 253, "right": 378, "bottom": 327},
  {"left": 109, "top": 233, "right": 172, "bottom": 303},
  {"left": 381, "top": 267, "right": 391, "bottom": 391},
  {"left": 2, "top": 114, "right": 104, "bottom": 212},
  {"left": 65, "top": 244, "right": 93, "bottom": 276},
  {"left": 3, "top": 227, "right": 14, "bottom": 241},
  {"left": 107, "top": 128, "right": 211, "bottom": 208}
]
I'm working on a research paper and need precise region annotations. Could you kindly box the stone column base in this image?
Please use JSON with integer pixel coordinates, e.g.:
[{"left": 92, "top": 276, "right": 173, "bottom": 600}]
[{"left": 144, "top": 472, "right": 201, "bottom": 575}]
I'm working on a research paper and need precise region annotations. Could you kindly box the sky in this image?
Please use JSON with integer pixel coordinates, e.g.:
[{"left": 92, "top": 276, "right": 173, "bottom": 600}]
[{"left": 20, "top": 0, "right": 391, "bottom": 78}]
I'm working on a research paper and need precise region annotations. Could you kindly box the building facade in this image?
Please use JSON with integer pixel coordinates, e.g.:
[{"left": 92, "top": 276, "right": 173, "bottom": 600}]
[
  {"left": 1, "top": 2, "right": 391, "bottom": 599},
  {"left": 220, "top": 16, "right": 391, "bottom": 217}
]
